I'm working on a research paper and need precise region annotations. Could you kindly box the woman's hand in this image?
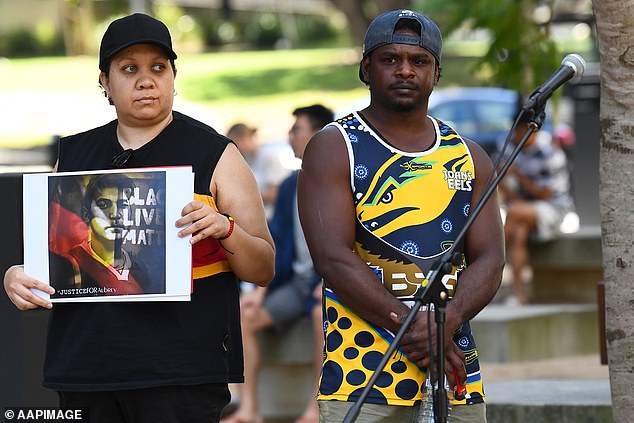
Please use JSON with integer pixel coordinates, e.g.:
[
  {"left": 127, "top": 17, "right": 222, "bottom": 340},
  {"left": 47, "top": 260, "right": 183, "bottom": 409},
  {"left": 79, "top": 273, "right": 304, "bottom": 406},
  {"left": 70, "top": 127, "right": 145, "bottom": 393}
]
[
  {"left": 4, "top": 265, "right": 55, "bottom": 310},
  {"left": 176, "top": 200, "right": 231, "bottom": 244}
]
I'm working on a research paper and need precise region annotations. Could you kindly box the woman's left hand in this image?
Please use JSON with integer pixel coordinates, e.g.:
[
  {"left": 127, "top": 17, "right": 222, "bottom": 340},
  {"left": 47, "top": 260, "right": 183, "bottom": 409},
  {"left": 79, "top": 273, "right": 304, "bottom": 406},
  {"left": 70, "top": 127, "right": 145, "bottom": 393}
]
[{"left": 176, "top": 200, "right": 230, "bottom": 244}]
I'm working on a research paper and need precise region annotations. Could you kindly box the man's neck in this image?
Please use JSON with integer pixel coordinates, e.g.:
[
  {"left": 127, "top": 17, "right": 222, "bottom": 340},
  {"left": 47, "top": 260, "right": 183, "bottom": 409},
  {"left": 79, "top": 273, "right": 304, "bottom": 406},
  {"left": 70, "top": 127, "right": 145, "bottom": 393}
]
[{"left": 360, "top": 106, "right": 436, "bottom": 152}]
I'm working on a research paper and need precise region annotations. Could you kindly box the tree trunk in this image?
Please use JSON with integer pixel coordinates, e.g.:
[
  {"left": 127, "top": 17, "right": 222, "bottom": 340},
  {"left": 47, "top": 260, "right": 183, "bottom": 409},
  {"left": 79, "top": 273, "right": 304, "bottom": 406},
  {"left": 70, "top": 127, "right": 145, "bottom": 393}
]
[
  {"left": 592, "top": 1, "right": 634, "bottom": 420},
  {"left": 59, "top": 0, "right": 95, "bottom": 56},
  {"left": 327, "top": 0, "right": 411, "bottom": 45}
]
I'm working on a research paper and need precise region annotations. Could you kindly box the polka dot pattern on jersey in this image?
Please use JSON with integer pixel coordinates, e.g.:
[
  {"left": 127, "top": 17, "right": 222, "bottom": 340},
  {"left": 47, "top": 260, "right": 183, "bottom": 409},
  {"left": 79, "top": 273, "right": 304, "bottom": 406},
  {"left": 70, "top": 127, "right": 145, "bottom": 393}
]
[{"left": 318, "top": 294, "right": 425, "bottom": 406}]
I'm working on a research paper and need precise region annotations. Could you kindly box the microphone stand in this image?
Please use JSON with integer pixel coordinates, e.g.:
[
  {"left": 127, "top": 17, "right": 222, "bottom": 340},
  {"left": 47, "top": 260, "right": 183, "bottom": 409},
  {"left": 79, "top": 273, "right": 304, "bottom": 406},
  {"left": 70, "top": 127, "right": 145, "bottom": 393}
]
[{"left": 342, "top": 104, "right": 547, "bottom": 423}]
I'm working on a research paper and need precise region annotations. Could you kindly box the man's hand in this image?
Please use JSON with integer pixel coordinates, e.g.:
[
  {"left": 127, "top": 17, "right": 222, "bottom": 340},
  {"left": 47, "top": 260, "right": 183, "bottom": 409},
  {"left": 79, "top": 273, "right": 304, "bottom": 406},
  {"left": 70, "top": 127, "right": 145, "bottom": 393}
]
[{"left": 389, "top": 310, "right": 466, "bottom": 390}]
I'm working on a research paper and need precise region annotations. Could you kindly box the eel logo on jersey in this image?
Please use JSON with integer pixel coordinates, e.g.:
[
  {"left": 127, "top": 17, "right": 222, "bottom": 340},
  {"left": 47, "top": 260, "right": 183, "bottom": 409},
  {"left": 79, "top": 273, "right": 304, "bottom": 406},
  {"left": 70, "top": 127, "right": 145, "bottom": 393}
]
[
  {"left": 357, "top": 154, "right": 456, "bottom": 239},
  {"left": 353, "top": 148, "right": 473, "bottom": 299}
]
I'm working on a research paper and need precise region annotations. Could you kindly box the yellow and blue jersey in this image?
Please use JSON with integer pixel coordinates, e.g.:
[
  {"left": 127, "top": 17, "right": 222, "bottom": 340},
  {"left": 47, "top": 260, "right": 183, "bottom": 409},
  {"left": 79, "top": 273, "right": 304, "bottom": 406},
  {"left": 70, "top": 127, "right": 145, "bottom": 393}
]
[{"left": 318, "top": 112, "right": 485, "bottom": 406}]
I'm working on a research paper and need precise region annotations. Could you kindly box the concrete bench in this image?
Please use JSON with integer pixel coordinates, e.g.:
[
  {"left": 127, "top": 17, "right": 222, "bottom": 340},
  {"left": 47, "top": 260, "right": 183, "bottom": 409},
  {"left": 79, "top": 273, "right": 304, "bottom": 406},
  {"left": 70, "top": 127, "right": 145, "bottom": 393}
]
[
  {"left": 257, "top": 318, "right": 316, "bottom": 420},
  {"left": 528, "top": 225, "right": 603, "bottom": 304},
  {"left": 471, "top": 304, "right": 599, "bottom": 363}
]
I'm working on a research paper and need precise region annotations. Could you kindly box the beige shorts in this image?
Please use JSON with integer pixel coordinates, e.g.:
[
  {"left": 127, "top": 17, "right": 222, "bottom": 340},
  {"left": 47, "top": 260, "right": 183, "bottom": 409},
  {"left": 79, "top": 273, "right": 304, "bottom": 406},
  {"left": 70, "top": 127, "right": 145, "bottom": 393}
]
[
  {"left": 533, "top": 200, "right": 567, "bottom": 242},
  {"left": 317, "top": 400, "right": 487, "bottom": 423}
]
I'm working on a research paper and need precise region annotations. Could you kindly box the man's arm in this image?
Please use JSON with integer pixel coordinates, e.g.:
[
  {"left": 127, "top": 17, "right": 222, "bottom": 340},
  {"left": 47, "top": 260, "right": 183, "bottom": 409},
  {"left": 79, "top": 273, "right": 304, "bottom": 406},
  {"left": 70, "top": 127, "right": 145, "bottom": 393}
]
[{"left": 298, "top": 126, "right": 410, "bottom": 333}]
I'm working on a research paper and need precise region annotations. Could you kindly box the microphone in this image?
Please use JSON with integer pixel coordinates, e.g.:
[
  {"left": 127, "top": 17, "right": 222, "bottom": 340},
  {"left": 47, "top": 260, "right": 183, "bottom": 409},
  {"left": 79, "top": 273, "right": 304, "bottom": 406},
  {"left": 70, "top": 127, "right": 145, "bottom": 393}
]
[{"left": 523, "top": 54, "right": 586, "bottom": 112}]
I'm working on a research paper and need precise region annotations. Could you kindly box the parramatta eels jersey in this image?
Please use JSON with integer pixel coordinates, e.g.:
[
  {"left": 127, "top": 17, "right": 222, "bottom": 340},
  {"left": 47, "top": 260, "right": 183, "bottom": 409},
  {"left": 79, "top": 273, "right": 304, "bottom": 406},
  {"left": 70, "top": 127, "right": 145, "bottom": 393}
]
[{"left": 318, "top": 112, "right": 485, "bottom": 406}]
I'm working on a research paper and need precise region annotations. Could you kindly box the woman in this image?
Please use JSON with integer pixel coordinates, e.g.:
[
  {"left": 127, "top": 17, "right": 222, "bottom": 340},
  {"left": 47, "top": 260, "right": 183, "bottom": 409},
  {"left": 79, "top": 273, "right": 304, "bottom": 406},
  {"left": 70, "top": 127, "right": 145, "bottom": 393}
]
[{"left": 4, "top": 13, "right": 274, "bottom": 423}]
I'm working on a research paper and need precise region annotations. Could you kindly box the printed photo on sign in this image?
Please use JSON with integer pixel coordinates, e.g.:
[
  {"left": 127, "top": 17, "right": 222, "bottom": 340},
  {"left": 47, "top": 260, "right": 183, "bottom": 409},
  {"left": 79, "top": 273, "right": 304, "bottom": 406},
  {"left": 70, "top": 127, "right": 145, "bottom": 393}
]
[
  {"left": 24, "top": 166, "right": 193, "bottom": 302},
  {"left": 47, "top": 172, "right": 166, "bottom": 298}
]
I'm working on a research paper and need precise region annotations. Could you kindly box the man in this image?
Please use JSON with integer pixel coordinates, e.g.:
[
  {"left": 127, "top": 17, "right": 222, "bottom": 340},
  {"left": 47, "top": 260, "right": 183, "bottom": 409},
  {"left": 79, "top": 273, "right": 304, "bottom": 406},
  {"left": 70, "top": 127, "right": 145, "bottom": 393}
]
[
  {"left": 499, "top": 111, "right": 573, "bottom": 304},
  {"left": 4, "top": 13, "right": 274, "bottom": 423},
  {"left": 222, "top": 104, "right": 333, "bottom": 423},
  {"left": 226, "top": 122, "right": 291, "bottom": 220},
  {"left": 298, "top": 9, "right": 504, "bottom": 422}
]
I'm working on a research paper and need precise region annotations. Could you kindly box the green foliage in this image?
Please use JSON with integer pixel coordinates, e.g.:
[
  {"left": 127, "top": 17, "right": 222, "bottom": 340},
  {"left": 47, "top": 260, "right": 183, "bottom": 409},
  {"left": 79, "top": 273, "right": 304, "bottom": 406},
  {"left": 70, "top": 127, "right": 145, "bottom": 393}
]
[
  {"left": 183, "top": 9, "right": 344, "bottom": 51},
  {"left": 0, "top": 27, "right": 65, "bottom": 57},
  {"left": 244, "top": 13, "right": 283, "bottom": 48},
  {"left": 197, "top": 16, "right": 230, "bottom": 47},
  {"left": 418, "top": 0, "right": 560, "bottom": 97},
  {"left": 4, "top": 29, "right": 39, "bottom": 57},
  {"left": 294, "top": 15, "right": 340, "bottom": 47},
  {"left": 153, "top": 3, "right": 205, "bottom": 51}
]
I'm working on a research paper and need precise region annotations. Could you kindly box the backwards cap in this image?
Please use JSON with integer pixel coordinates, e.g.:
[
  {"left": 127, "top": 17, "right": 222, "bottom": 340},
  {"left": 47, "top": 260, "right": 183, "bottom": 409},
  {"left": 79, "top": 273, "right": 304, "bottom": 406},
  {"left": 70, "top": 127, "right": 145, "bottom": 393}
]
[
  {"left": 359, "top": 9, "right": 442, "bottom": 82},
  {"left": 99, "top": 13, "right": 177, "bottom": 72}
]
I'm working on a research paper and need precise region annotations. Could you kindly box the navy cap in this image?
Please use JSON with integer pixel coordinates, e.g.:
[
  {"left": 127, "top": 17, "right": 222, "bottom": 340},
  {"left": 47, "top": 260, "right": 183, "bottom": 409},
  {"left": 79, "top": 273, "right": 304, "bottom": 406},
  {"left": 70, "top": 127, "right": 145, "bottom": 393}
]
[
  {"left": 99, "top": 13, "right": 177, "bottom": 72},
  {"left": 359, "top": 9, "right": 442, "bottom": 82}
]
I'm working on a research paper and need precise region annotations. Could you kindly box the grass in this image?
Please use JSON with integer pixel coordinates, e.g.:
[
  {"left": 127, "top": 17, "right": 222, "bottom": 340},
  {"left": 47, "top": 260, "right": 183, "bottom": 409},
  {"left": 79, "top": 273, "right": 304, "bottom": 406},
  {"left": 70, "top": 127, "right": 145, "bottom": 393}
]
[
  {"left": 0, "top": 47, "right": 481, "bottom": 148},
  {"left": 178, "top": 48, "right": 364, "bottom": 102},
  {"left": 181, "top": 63, "right": 361, "bottom": 101}
]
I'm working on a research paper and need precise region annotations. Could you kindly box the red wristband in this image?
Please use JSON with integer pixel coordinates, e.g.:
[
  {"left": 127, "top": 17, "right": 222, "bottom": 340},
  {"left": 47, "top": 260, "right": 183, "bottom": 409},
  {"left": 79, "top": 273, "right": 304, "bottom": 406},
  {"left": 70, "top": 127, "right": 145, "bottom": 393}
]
[{"left": 218, "top": 213, "right": 234, "bottom": 240}]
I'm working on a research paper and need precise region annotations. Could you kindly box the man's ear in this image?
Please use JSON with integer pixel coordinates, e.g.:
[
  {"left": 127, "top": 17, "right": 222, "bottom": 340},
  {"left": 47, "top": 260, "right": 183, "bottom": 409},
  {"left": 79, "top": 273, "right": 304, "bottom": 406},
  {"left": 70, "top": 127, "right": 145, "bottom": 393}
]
[{"left": 360, "top": 56, "right": 370, "bottom": 85}]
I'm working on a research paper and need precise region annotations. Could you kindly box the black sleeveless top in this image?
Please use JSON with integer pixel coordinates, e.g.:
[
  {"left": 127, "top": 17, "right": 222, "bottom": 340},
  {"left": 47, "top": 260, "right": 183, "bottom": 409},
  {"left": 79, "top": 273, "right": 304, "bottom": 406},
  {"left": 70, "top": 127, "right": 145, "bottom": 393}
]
[{"left": 43, "top": 111, "right": 244, "bottom": 391}]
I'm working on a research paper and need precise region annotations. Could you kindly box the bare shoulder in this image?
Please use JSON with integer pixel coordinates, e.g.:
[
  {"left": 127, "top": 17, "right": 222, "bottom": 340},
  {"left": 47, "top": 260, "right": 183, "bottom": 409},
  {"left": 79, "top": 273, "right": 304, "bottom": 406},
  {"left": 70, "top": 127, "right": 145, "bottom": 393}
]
[
  {"left": 463, "top": 138, "right": 494, "bottom": 173},
  {"left": 305, "top": 125, "right": 346, "bottom": 152},
  {"left": 302, "top": 125, "right": 348, "bottom": 171}
]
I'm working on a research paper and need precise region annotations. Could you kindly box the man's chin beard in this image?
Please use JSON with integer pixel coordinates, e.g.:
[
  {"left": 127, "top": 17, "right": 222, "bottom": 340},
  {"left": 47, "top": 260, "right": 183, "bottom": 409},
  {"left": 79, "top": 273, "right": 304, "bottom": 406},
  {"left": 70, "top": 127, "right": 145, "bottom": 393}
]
[{"left": 390, "top": 101, "right": 418, "bottom": 113}]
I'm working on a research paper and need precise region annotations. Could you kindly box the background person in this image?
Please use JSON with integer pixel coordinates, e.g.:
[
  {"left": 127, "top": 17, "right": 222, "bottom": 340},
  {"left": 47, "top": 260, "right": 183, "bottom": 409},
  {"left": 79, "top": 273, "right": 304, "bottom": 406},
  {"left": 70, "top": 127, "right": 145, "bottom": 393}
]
[
  {"left": 226, "top": 122, "right": 291, "bottom": 220},
  {"left": 3, "top": 13, "right": 274, "bottom": 423},
  {"left": 222, "top": 104, "right": 333, "bottom": 423},
  {"left": 499, "top": 110, "right": 574, "bottom": 305},
  {"left": 298, "top": 9, "right": 504, "bottom": 422}
]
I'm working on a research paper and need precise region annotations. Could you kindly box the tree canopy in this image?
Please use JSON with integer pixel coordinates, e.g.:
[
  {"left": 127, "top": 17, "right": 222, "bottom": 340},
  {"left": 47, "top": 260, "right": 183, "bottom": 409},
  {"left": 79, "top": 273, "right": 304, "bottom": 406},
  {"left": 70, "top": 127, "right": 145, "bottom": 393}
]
[{"left": 418, "top": 0, "right": 560, "bottom": 96}]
